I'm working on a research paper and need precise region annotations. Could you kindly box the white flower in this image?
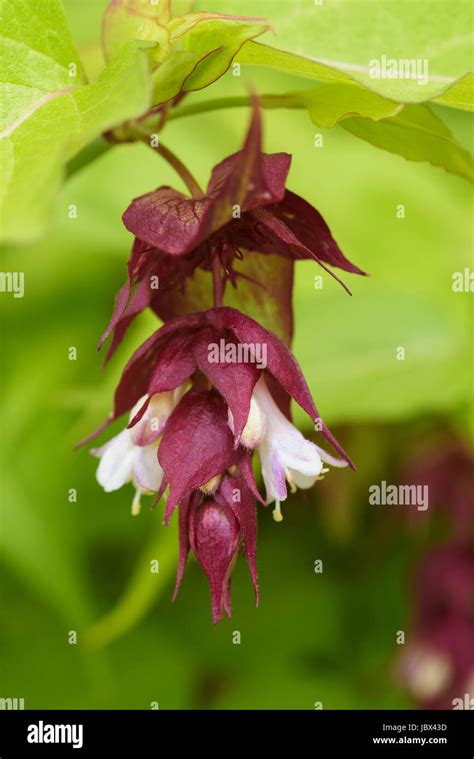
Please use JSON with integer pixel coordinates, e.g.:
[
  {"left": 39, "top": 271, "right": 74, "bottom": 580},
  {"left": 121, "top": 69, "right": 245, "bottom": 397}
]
[
  {"left": 251, "top": 377, "right": 347, "bottom": 522},
  {"left": 228, "top": 394, "right": 266, "bottom": 448},
  {"left": 92, "top": 387, "right": 184, "bottom": 515}
]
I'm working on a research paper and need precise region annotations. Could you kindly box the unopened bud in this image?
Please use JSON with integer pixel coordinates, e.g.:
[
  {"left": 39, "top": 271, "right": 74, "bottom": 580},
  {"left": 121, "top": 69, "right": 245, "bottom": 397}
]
[{"left": 192, "top": 501, "right": 240, "bottom": 624}]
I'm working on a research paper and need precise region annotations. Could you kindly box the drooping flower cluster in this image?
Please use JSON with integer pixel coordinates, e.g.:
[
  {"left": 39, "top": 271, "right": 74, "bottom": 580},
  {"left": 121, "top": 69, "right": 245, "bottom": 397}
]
[
  {"left": 398, "top": 441, "right": 474, "bottom": 707},
  {"left": 399, "top": 544, "right": 474, "bottom": 709},
  {"left": 88, "top": 106, "right": 363, "bottom": 622}
]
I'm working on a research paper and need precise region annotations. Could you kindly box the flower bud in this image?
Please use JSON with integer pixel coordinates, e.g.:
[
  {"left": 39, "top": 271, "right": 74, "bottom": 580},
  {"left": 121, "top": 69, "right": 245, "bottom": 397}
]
[{"left": 191, "top": 500, "right": 240, "bottom": 624}]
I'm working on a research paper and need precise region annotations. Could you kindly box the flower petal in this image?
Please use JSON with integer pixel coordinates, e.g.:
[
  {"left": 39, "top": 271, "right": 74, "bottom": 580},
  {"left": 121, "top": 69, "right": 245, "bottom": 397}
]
[
  {"left": 123, "top": 187, "right": 209, "bottom": 255},
  {"left": 133, "top": 442, "right": 164, "bottom": 492},
  {"left": 287, "top": 469, "right": 318, "bottom": 490},
  {"left": 202, "top": 103, "right": 291, "bottom": 237},
  {"left": 113, "top": 312, "right": 204, "bottom": 419},
  {"left": 95, "top": 429, "right": 136, "bottom": 492},
  {"left": 130, "top": 390, "right": 183, "bottom": 446},
  {"left": 217, "top": 474, "right": 259, "bottom": 605},
  {"left": 158, "top": 389, "right": 238, "bottom": 522},
  {"left": 192, "top": 328, "right": 260, "bottom": 443},
  {"left": 258, "top": 438, "right": 288, "bottom": 503},
  {"left": 270, "top": 190, "right": 367, "bottom": 275}
]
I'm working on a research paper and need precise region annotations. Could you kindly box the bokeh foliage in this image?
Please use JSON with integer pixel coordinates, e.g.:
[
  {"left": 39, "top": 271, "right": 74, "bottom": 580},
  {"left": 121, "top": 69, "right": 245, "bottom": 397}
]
[{"left": 0, "top": 0, "right": 472, "bottom": 709}]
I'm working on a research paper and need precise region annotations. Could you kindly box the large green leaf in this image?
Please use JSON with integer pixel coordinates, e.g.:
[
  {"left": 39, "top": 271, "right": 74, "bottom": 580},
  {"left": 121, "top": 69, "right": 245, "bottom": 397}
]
[
  {"left": 0, "top": 0, "right": 86, "bottom": 132},
  {"left": 192, "top": 0, "right": 473, "bottom": 110},
  {"left": 289, "top": 89, "right": 473, "bottom": 181},
  {"left": 342, "top": 104, "right": 474, "bottom": 183},
  {"left": 0, "top": 41, "right": 152, "bottom": 243}
]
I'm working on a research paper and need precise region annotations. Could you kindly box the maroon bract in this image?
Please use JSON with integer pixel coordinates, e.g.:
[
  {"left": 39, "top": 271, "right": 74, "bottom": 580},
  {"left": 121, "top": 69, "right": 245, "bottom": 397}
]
[
  {"left": 100, "top": 106, "right": 365, "bottom": 358},
  {"left": 106, "top": 306, "right": 353, "bottom": 469},
  {"left": 175, "top": 471, "right": 258, "bottom": 623}
]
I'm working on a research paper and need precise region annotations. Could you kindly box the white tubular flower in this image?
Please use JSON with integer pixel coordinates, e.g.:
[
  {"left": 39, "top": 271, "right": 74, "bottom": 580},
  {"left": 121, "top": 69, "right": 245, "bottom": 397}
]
[
  {"left": 251, "top": 377, "right": 347, "bottom": 522},
  {"left": 92, "top": 388, "right": 184, "bottom": 515}
]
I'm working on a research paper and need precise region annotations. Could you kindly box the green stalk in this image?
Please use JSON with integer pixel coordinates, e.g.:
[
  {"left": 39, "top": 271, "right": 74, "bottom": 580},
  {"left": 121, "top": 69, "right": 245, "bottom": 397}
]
[
  {"left": 84, "top": 517, "right": 178, "bottom": 650},
  {"left": 167, "top": 93, "right": 301, "bottom": 122}
]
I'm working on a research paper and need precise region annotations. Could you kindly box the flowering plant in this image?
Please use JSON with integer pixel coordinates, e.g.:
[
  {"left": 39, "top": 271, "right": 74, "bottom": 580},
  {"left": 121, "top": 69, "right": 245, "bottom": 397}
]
[
  {"left": 1, "top": 0, "right": 472, "bottom": 713},
  {"left": 88, "top": 104, "right": 363, "bottom": 621}
]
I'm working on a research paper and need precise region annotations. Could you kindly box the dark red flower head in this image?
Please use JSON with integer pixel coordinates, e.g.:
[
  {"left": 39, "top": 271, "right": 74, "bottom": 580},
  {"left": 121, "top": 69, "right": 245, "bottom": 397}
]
[
  {"left": 400, "top": 543, "right": 474, "bottom": 709},
  {"left": 86, "top": 304, "right": 354, "bottom": 621},
  {"left": 100, "top": 105, "right": 366, "bottom": 359},
  {"left": 108, "top": 306, "right": 353, "bottom": 470}
]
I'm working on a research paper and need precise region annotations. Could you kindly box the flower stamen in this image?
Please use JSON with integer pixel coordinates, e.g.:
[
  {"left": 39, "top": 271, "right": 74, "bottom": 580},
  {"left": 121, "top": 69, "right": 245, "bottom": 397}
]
[
  {"left": 272, "top": 500, "right": 283, "bottom": 523},
  {"left": 316, "top": 467, "right": 330, "bottom": 482},
  {"left": 132, "top": 488, "right": 143, "bottom": 516}
]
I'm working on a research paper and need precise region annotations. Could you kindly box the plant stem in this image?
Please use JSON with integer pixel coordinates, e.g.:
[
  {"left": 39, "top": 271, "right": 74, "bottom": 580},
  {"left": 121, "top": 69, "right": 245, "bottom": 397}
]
[
  {"left": 66, "top": 137, "right": 112, "bottom": 178},
  {"left": 65, "top": 95, "right": 299, "bottom": 181},
  {"left": 84, "top": 517, "right": 178, "bottom": 650},
  {"left": 167, "top": 94, "right": 300, "bottom": 122},
  {"left": 212, "top": 256, "right": 224, "bottom": 307},
  {"left": 141, "top": 136, "right": 203, "bottom": 197}
]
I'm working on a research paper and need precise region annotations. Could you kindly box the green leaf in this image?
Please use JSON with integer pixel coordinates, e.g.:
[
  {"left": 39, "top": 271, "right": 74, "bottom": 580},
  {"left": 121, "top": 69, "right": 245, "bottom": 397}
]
[
  {"left": 0, "top": 0, "right": 86, "bottom": 132},
  {"left": 199, "top": 0, "right": 474, "bottom": 110},
  {"left": 293, "top": 286, "right": 472, "bottom": 430},
  {"left": 294, "top": 83, "right": 403, "bottom": 128},
  {"left": 182, "top": 20, "right": 270, "bottom": 92},
  {"left": 237, "top": 40, "right": 355, "bottom": 85},
  {"left": 342, "top": 104, "right": 474, "bottom": 183},
  {"left": 151, "top": 49, "right": 213, "bottom": 104},
  {"left": 0, "top": 42, "right": 152, "bottom": 243},
  {"left": 169, "top": 90, "right": 472, "bottom": 181},
  {"left": 102, "top": 0, "right": 169, "bottom": 63},
  {"left": 432, "top": 73, "right": 474, "bottom": 112}
]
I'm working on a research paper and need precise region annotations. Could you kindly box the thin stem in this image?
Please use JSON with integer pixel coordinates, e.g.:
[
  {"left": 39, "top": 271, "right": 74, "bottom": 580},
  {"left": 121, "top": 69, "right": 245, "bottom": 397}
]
[
  {"left": 66, "top": 137, "right": 112, "bottom": 178},
  {"left": 212, "top": 256, "right": 224, "bottom": 307},
  {"left": 84, "top": 518, "right": 178, "bottom": 650},
  {"left": 167, "top": 94, "right": 300, "bottom": 122},
  {"left": 65, "top": 95, "right": 299, "bottom": 181},
  {"left": 137, "top": 134, "right": 203, "bottom": 197}
]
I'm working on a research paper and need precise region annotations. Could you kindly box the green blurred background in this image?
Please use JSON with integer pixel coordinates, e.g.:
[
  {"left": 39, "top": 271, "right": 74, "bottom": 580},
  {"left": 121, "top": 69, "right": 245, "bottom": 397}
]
[{"left": 0, "top": 0, "right": 472, "bottom": 709}]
